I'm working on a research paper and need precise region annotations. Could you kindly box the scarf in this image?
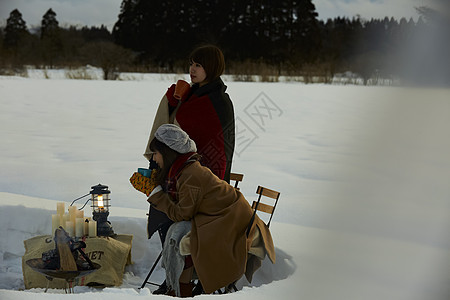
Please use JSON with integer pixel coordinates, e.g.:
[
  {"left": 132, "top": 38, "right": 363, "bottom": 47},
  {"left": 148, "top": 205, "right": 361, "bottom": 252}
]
[{"left": 164, "top": 152, "right": 197, "bottom": 200}]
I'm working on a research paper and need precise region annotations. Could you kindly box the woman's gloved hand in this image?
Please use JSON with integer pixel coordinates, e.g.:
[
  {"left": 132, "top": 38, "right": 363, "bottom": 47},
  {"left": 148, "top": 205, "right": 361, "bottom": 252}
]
[
  {"left": 166, "top": 84, "right": 178, "bottom": 107},
  {"left": 129, "top": 169, "right": 159, "bottom": 196}
]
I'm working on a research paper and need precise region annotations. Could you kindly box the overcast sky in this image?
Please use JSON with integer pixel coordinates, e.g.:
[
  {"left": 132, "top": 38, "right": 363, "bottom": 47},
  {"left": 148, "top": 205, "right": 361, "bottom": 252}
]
[{"left": 0, "top": 0, "right": 439, "bottom": 30}]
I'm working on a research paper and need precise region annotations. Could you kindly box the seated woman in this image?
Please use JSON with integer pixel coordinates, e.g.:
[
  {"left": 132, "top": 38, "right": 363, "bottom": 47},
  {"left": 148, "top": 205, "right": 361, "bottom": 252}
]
[{"left": 147, "top": 124, "right": 275, "bottom": 297}]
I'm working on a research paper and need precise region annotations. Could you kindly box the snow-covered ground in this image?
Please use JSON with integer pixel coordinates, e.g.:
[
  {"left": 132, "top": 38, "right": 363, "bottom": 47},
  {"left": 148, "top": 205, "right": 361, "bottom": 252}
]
[{"left": 1, "top": 72, "right": 449, "bottom": 299}]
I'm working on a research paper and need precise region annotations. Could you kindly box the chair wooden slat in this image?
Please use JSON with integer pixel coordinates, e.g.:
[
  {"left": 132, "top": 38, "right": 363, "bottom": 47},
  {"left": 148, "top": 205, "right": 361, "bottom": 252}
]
[
  {"left": 252, "top": 201, "right": 274, "bottom": 214},
  {"left": 252, "top": 185, "right": 281, "bottom": 228},
  {"left": 230, "top": 173, "right": 244, "bottom": 181},
  {"left": 230, "top": 172, "right": 244, "bottom": 189},
  {"left": 256, "top": 186, "right": 280, "bottom": 199}
]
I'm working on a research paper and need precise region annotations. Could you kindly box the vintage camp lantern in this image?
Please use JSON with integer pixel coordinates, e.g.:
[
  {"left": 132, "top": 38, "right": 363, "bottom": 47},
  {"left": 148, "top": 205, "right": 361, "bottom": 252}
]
[{"left": 90, "top": 184, "right": 115, "bottom": 237}]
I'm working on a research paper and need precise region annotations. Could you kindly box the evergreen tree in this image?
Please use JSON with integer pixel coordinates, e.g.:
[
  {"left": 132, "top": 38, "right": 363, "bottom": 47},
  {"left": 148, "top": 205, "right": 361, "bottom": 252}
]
[
  {"left": 4, "top": 9, "right": 28, "bottom": 50},
  {"left": 318, "top": 17, "right": 362, "bottom": 78},
  {"left": 0, "top": 27, "right": 4, "bottom": 50},
  {"left": 41, "top": 8, "right": 62, "bottom": 67},
  {"left": 3, "top": 9, "right": 31, "bottom": 66},
  {"left": 41, "top": 8, "right": 59, "bottom": 39},
  {"left": 112, "top": 0, "right": 140, "bottom": 50},
  {"left": 81, "top": 25, "right": 112, "bottom": 42},
  {"left": 290, "top": 0, "right": 320, "bottom": 65},
  {"left": 226, "top": 1, "right": 265, "bottom": 61},
  {"left": 58, "top": 26, "right": 85, "bottom": 63}
]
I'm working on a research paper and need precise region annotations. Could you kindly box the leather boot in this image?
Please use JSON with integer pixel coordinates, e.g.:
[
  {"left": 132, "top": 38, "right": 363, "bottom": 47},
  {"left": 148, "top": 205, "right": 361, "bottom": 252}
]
[
  {"left": 152, "top": 280, "right": 167, "bottom": 294},
  {"left": 166, "top": 282, "right": 195, "bottom": 298}
]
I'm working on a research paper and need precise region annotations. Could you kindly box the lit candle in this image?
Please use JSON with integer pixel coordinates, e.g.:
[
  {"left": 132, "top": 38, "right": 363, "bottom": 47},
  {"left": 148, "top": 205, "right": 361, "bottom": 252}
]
[
  {"left": 56, "top": 202, "right": 65, "bottom": 215},
  {"left": 88, "top": 220, "right": 97, "bottom": 237},
  {"left": 75, "top": 218, "right": 84, "bottom": 237},
  {"left": 51, "top": 214, "right": 59, "bottom": 235},
  {"left": 66, "top": 221, "right": 74, "bottom": 237},
  {"left": 62, "top": 214, "right": 70, "bottom": 230},
  {"left": 59, "top": 214, "right": 64, "bottom": 228},
  {"left": 84, "top": 219, "right": 88, "bottom": 235},
  {"left": 84, "top": 217, "right": 91, "bottom": 236},
  {"left": 68, "top": 206, "right": 77, "bottom": 224}
]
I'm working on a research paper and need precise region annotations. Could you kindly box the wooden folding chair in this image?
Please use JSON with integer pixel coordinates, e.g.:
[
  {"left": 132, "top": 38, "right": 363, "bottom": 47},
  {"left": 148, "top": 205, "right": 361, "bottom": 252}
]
[
  {"left": 230, "top": 172, "right": 244, "bottom": 190},
  {"left": 218, "top": 185, "right": 280, "bottom": 294},
  {"left": 248, "top": 185, "right": 280, "bottom": 229}
]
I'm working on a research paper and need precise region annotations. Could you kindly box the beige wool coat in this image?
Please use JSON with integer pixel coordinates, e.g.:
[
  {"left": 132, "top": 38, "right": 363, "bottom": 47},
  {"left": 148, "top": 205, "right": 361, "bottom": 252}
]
[{"left": 148, "top": 161, "right": 275, "bottom": 293}]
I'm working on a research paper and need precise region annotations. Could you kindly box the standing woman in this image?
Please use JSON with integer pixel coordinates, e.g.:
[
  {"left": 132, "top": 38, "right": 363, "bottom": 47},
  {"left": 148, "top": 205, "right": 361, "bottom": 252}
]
[
  {"left": 142, "top": 45, "right": 235, "bottom": 294},
  {"left": 144, "top": 44, "right": 235, "bottom": 182}
]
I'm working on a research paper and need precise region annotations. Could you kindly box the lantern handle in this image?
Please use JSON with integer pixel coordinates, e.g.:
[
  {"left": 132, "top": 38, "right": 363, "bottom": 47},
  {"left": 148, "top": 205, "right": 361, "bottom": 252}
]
[
  {"left": 77, "top": 197, "right": 92, "bottom": 210},
  {"left": 69, "top": 193, "right": 90, "bottom": 208}
]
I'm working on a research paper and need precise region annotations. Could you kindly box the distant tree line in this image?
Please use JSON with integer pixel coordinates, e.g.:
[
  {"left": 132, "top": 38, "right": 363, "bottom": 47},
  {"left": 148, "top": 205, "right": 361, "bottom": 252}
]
[
  {"left": 0, "top": 9, "right": 132, "bottom": 79},
  {"left": 0, "top": 1, "right": 448, "bottom": 84},
  {"left": 112, "top": 0, "right": 320, "bottom": 72}
]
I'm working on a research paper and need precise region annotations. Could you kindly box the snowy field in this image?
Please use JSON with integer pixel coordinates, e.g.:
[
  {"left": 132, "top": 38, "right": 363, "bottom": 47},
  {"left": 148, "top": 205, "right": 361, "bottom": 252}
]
[{"left": 1, "top": 72, "right": 450, "bottom": 299}]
